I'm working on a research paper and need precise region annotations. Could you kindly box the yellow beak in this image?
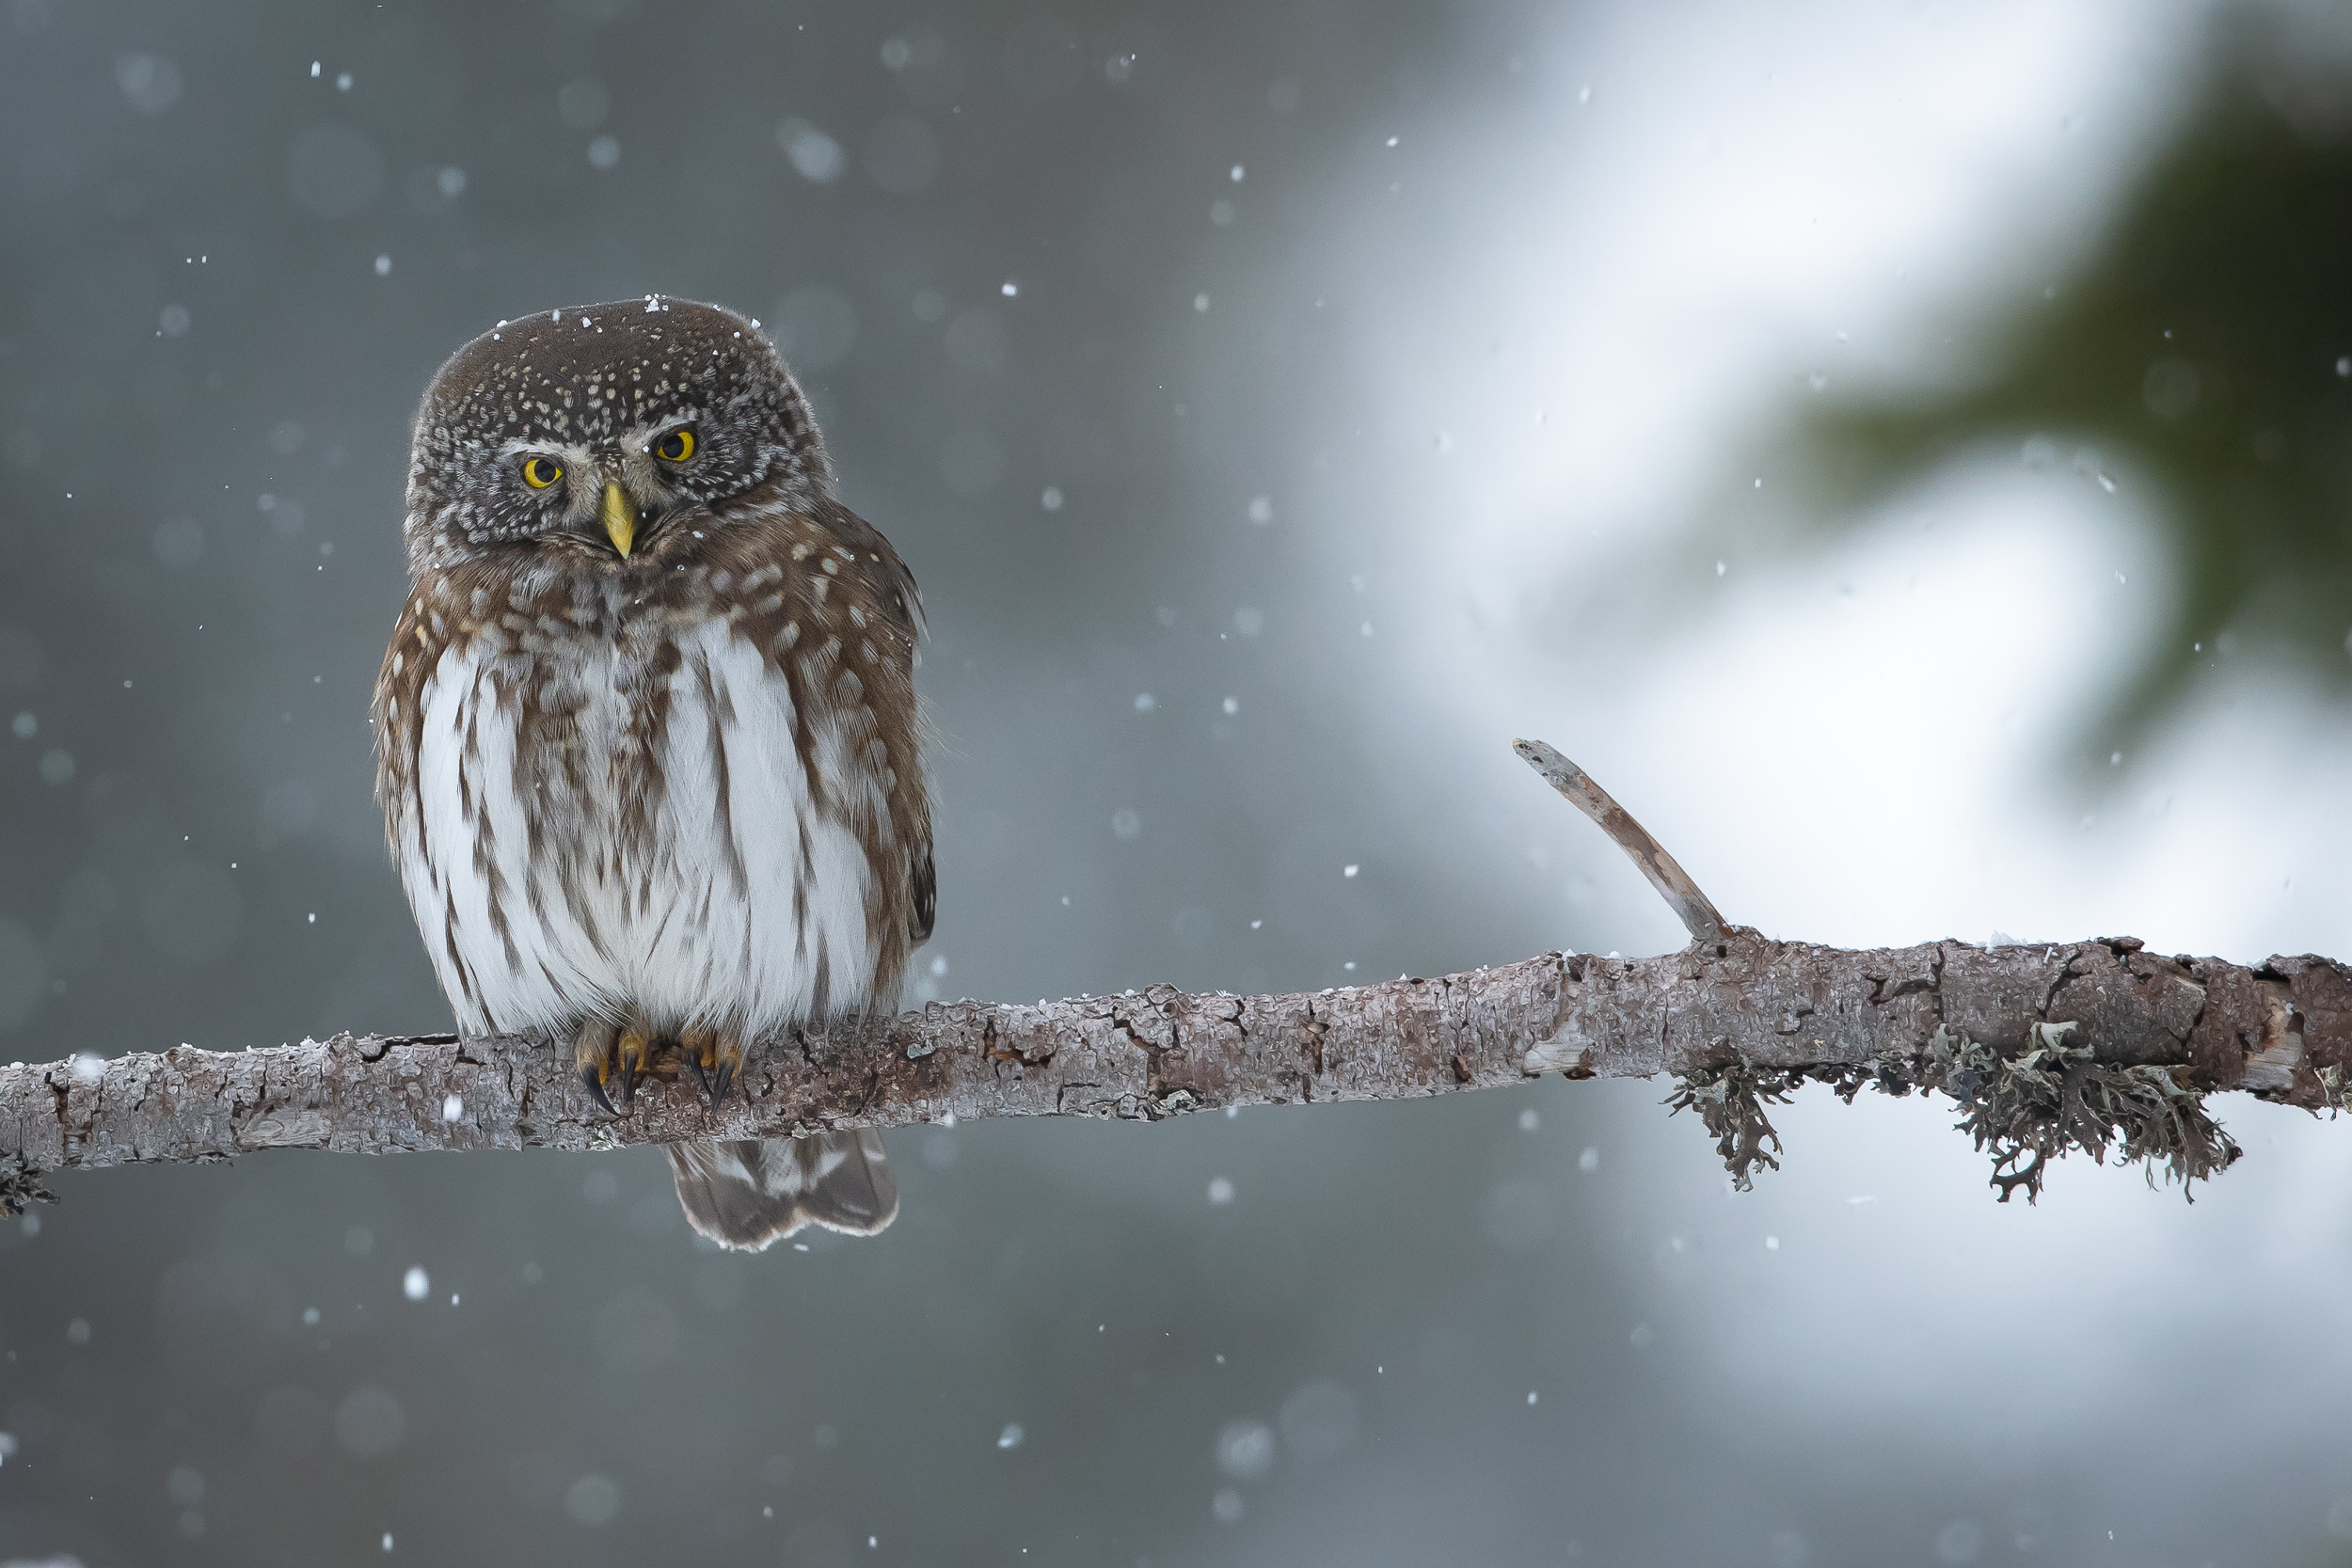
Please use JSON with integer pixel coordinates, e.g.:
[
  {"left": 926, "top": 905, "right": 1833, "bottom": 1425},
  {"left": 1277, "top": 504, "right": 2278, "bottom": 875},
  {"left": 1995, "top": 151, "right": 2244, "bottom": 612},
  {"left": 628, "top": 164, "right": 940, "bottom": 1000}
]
[{"left": 601, "top": 481, "right": 635, "bottom": 558}]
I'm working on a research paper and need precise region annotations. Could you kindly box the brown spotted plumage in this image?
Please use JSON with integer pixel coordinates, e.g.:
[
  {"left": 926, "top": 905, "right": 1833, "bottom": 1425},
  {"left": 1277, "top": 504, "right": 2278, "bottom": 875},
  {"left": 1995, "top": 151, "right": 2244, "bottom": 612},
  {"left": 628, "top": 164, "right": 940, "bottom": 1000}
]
[{"left": 373, "top": 298, "right": 930, "bottom": 1249}]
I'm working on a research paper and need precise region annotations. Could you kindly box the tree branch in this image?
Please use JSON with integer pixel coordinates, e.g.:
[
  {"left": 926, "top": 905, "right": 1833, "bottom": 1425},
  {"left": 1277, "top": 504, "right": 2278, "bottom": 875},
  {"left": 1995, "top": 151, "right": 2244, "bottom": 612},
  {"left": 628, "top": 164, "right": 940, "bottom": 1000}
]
[
  {"left": 7, "top": 932, "right": 2348, "bottom": 1198},
  {"left": 7, "top": 744, "right": 2348, "bottom": 1207}
]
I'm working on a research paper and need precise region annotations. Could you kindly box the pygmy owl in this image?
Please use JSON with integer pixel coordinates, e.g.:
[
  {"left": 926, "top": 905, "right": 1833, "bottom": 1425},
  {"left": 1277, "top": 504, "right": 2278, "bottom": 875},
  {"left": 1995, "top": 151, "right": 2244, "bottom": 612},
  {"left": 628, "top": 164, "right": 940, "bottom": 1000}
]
[{"left": 373, "top": 297, "right": 933, "bottom": 1249}]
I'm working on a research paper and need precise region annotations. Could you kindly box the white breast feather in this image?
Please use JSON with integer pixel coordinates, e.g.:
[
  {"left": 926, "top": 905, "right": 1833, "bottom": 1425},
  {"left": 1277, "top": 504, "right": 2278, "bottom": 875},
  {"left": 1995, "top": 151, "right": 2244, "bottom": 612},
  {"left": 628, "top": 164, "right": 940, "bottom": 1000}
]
[{"left": 397, "top": 619, "right": 879, "bottom": 1038}]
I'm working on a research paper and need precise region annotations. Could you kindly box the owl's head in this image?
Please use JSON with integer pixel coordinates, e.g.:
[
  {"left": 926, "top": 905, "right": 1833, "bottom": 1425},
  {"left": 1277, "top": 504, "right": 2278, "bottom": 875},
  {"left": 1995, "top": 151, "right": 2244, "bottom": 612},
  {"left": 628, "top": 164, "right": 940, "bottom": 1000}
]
[{"left": 403, "top": 297, "right": 832, "bottom": 571}]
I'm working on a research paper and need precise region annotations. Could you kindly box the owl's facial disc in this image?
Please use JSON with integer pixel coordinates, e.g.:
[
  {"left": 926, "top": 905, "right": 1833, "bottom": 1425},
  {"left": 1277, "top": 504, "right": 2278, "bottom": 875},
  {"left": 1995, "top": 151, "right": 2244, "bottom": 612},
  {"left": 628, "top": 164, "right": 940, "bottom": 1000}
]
[
  {"left": 405, "top": 298, "right": 835, "bottom": 573},
  {"left": 492, "top": 439, "right": 647, "bottom": 562}
]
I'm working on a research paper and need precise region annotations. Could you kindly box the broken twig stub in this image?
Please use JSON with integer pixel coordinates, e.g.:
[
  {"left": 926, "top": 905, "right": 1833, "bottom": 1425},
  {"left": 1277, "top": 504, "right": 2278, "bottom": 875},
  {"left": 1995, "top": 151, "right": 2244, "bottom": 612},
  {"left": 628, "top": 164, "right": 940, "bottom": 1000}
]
[{"left": 1513, "top": 738, "right": 1729, "bottom": 943}]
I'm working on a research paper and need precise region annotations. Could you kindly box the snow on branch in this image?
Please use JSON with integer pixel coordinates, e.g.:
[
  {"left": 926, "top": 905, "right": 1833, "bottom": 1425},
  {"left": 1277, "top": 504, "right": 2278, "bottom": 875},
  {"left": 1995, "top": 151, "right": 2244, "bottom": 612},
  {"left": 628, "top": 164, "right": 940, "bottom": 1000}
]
[{"left": 6, "top": 744, "right": 2350, "bottom": 1211}]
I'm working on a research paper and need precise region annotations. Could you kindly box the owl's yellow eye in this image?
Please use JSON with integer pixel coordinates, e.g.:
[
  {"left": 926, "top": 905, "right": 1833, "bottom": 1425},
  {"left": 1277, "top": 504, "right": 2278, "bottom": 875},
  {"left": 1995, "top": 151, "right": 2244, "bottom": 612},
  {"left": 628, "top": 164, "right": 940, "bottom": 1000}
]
[
  {"left": 519, "top": 456, "right": 564, "bottom": 489},
  {"left": 654, "top": 428, "right": 696, "bottom": 464}
]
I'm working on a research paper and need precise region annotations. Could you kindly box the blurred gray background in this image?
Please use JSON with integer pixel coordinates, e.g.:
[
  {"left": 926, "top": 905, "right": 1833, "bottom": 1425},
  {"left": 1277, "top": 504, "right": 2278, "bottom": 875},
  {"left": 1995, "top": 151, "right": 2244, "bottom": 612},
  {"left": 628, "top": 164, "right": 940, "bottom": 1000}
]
[{"left": 9, "top": 0, "right": 2352, "bottom": 1562}]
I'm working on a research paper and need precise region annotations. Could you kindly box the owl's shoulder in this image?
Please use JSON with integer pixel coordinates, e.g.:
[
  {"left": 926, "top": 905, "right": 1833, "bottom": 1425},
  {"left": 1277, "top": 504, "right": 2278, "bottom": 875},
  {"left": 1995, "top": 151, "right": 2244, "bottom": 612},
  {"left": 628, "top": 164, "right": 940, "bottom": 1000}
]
[
  {"left": 804, "top": 491, "right": 923, "bottom": 638},
  {"left": 675, "top": 486, "right": 921, "bottom": 680}
]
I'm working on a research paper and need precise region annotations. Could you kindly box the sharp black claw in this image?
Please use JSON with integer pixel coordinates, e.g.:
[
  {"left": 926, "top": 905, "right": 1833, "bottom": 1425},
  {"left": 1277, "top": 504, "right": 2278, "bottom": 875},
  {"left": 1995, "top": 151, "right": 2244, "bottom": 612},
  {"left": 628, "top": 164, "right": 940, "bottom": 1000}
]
[
  {"left": 615, "top": 1059, "right": 639, "bottom": 1110},
  {"left": 581, "top": 1065, "right": 617, "bottom": 1117},
  {"left": 709, "top": 1061, "right": 735, "bottom": 1108},
  {"left": 685, "top": 1053, "right": 712, "bottom": 1101}
]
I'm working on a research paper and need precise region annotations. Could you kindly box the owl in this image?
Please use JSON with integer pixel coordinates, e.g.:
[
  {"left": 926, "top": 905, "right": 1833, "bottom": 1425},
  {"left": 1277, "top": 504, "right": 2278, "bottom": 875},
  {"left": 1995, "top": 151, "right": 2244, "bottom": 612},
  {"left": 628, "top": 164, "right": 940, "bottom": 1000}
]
[{"left": 373, "top": 297, "right": 933, "bottom": 1250}]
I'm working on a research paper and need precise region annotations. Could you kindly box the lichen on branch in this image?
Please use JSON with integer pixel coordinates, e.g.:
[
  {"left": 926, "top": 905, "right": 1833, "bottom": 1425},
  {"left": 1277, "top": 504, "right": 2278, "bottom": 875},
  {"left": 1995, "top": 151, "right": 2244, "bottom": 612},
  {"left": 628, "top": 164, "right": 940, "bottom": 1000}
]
[
  {"left": 1, "top": 1150, "right": 56, "bottom": 1217},
  {"left": 1663, "top": 1061, "right": 1803, "bottom": 1191},
  {"left": 1667, "top": 1017, "right": 2247, "bottom": 1202},
  {"left": 1912, "top": 1021, "right": 2243, "bottom": 1202}
]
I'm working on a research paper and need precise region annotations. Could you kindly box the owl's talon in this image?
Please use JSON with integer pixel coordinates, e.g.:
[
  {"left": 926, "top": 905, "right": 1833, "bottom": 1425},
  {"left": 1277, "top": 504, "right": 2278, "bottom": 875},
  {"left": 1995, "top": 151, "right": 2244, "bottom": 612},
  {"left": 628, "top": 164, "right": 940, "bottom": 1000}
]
[
  {"left": 613, "top": 1022, "right": 656, "bottom": 1110},
  {"left": 573, "top": 1019, "right": 623, "bottom": 1117},
  {"left": 680, "top": 1027, "right": 716, "bottom": 1092},
  {"left": 681, "top": 1026, "right": 739, "bottom": 1111}
]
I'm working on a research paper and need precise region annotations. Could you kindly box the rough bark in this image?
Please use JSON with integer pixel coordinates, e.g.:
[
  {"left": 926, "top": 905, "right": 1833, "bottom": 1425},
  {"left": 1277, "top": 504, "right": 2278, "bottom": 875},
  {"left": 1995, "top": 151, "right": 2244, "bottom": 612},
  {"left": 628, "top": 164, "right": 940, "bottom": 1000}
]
[{"left": 6, "top": 930, "right": 2349, "bottom": 1205}]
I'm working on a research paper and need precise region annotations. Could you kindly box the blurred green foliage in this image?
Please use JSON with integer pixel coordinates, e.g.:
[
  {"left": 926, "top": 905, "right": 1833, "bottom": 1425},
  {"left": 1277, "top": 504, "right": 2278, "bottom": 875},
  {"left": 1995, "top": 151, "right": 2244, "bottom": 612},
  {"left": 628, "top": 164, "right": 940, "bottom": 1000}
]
[{"left": 1799, "top": 61, "right": 2352, "bottom": 737}]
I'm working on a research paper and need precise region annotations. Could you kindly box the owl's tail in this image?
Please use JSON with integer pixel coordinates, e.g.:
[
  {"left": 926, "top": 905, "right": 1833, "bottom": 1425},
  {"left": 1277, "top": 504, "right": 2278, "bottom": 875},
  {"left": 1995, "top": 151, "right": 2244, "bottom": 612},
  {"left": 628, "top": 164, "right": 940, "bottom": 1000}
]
[{"left": 665, "top": 1132, "right": 900, "bottom": 1252}]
